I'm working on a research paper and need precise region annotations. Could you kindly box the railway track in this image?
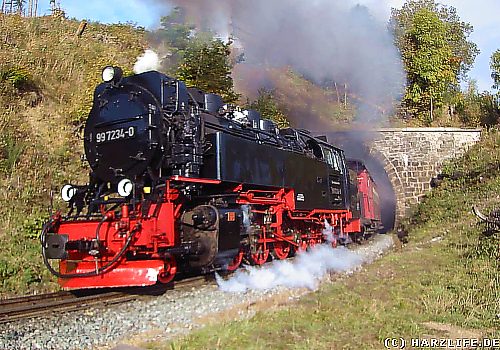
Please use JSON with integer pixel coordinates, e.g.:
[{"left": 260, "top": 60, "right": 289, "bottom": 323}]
[
  {"left": 0, "top": 236, "right": 381, "bottom": 325},
  {"left": 0, "top": 276, "right": 210, "bottom": 324}
]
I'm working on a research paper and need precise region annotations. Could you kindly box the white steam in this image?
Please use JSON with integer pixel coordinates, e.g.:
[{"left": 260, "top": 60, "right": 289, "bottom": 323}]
[
  {"left": 322, "top": 219, "right": 335, "bottom": 243},
  {"left": 133, "top": 49, "right": 161, "bottom": 74},
  {"left": 160, "top": 0, "right": 405, "bottom": 124},
  {"left": 217, "top": 219, "right": 365, "bottom": 293},
  {"left": 216, "top": 245, "right": 364, "bottom": 293}
]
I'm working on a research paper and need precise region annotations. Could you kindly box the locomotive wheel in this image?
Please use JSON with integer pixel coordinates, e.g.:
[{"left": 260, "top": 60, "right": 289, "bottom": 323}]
[
  {"left": 250, "top": 245, "right": 270, "bottom": 265},
  {"left": 158, "top": 257, "right": 177, "bottom": 284},
  {"left": 271, "top": 242, "right": 290, "bottom": 260},
  {"left": 226, "top": 250, "right": 244, "bottom": 272}
]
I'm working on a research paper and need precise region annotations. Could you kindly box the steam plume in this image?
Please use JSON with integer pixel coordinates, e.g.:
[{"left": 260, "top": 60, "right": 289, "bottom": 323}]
[
  {"left": 216, "top": 245, "right": 364, "bottom": 292},
  {"left": 133, "top": 49, "right": 161, "bottom": 74},
  {"left": 159, "top": 0, "right": 404, "bottom": 125},
  {"left": 217, "top": 222, "right": 361, "bottom": 293}
]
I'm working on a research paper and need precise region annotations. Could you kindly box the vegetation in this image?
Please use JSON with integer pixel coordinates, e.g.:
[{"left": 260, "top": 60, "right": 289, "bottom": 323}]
[
  {"left": 156, "top": 7, "right": 193, "bottom": 60},
  {"left": 234, "top": 67, "right": 355, "bottom": 129},
  {"left": 153, "top": 7, "right": 240, "bottom": 103},
  {"left": 145, "top": 130, "right": 500, "bottom": 349},
  {"left": 0, "top": 14, "right": 146, "bottom": 295},
  {"left": 491, "top": 50, "right": 500, "bottom": 90},
  {"left": 177, "top": 37, "right": 240, "bottom": 103},
  {"left": 456, "top": 81, "right": 499, "bottom": 127},
  {"left": 391, "top": 0, "right": 479, "bottom": 123},
  {"left": 246, "top": 89, "right": 290, "bottom": 128},
  {"left": 0, "top": 0, "right": 498, "bottom": 304},
  {"left": 398, "top": 8, "right": 455, "bottom": 122},
  {"left": 391, "top": 0, "right": 478, "bottom": 79},
  {"left": 0, "top": 66, "right": 32, "bottom": 90}
]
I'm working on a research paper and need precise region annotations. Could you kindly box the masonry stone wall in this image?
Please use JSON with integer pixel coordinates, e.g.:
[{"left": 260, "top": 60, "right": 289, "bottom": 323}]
[{"left": 369, "top": 128, "right": 482, "bottom": 220}]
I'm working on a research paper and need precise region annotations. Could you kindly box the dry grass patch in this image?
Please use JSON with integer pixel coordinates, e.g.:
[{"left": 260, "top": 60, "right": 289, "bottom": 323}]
[{"left": 0, "top": 14, "right": 146, "bottom": 295}]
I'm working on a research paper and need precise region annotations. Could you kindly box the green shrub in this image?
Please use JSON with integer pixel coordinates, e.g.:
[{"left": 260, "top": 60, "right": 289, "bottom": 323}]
[
  {"left": 0, "top": 259, "right": 17, "bottom": 285},
  {"left": 22, "top": 213, "right": 49, "bottom": 240},
  {"left": 0, "top": 66, "right": 32, "bottom": 90},
  {"left": 0, "top": 132, "right": 26, "bottom": 174},
  {"left": 22, "top": 267, "right": 41, "bottom": 285},
  {"left": 246, "top": 89, "right": 290, "bottom": 128}
]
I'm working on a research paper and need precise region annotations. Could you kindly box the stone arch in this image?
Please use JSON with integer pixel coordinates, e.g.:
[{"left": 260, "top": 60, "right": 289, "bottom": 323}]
[
  {"left": 326, "top": 128, "right": 481, "bottom": 229},
  {"left": 367, "top": 148, "right": 405, "bottom": 226}
]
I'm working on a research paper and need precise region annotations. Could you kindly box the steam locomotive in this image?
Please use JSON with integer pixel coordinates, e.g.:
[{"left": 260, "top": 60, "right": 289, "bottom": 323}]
[{"left": 41, "top": 67, "right": 381, "bottom": 289}]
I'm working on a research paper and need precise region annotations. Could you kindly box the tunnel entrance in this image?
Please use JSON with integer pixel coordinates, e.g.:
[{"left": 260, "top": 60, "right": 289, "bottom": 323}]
[{"left": 324, "top": 131, "right": 398, "bottom": 232}]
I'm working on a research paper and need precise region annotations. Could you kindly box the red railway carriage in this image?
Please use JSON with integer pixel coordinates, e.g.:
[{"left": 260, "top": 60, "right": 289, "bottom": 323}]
[
  {"left": 347, "top": 160, "right": 383, "bottom": 234},
  {"left": 41, "top": 67, "right": 378, "bottom": 289}
]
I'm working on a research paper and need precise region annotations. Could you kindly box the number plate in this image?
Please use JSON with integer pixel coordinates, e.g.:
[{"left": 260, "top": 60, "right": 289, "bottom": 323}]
[{"left": 95, "top": 127, "right": 136, "bottom": 144}]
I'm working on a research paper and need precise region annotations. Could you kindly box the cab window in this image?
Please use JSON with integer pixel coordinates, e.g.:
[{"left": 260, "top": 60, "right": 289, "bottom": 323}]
[
  {"left": 324, "top": 148, "right": 341, "bottom": 172},
  {"left": 333, "top": 150, "right": 344, "bottom": 174}
]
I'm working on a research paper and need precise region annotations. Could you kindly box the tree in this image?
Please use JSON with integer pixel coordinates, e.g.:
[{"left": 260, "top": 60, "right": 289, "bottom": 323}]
[
  {"left": 491, "top": 50, "right": 500, "bottom": 90},
  {"left": 456, "top": 80, "right": 482, "bottom": 126},
  {"left": 391, "top": 0, "right": 479, "bottom": 122},
  {"left": 395, "top": 8, "right": 455, "bottom": 122},
  {"left": 247, "top": 89, "right": 289, "bottom": 128},
  {"left": 157, "top": 7, "right": 193, "bottom": 54},
  {"left": 153, "top": 7, "right": 240, "bottom": 103},
  {"left": 479, "top": 93, "right": 500, "bottom": 127},
  {"left": 391, "top": 0, "right": 479, "bottom": 80},
  {"left": 151, "top": 7, "right": 195, "bottom": 72},
  {"left": 177, "top": 37, "right": 240, "bottom": 103},
  {"left": 455, "top": 80, "right": 499, "bottom": 128}
]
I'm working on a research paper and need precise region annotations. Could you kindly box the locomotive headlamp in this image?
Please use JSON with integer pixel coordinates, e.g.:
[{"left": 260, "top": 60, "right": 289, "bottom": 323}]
[
  {"left": 102, "top": 66, "right": 123, "bottom": 84},
  {"left": 117, "top": 178, "right": 134, "bottom": 197},
  {"left": 61, "top": 184, "right": 77, "bottom": 202},
  {"left": 102, "top": 66, "right": 115, "bottom": 82}
]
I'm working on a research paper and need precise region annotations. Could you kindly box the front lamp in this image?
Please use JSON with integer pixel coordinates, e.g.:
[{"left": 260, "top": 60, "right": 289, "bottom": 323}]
[
  {"left": 117, "top": 178, "right": 134, "bottom": 197},
  {"left": 61, "top": 184, "right": 77, "bottom": 202},
  {"left": 102, "top": 66, "right": 123, "bottom": 84}
]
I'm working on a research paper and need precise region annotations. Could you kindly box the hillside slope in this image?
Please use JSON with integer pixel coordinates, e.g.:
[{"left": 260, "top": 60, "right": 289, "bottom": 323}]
[
  {"left": 0, "top": 14, "right": 147, "bottom": 294},
  {"left": 233, "top": 65, "right": 356, "bottom": 129}
]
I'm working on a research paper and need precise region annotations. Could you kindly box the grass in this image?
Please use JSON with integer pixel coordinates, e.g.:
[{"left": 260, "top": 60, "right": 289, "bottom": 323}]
[
  {"left": 144, "top": 130, "right": 499, "bottom": 350},
  {"left": 0, "top": 14, "right": 147, "bottom": 295}
]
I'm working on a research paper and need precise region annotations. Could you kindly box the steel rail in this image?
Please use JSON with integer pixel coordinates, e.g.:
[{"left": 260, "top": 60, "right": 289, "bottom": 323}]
[
  {"left": 0, "top": 276, "right": 210, "bottom": 324},
  {"left": 0, "top": 234, "right": 380, "bottom": 324}
]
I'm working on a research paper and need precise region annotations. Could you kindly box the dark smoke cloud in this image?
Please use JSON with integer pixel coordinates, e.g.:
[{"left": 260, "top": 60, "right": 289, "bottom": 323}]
[{"left": 159, "top": 0, "right": 405, "bottom": 126}]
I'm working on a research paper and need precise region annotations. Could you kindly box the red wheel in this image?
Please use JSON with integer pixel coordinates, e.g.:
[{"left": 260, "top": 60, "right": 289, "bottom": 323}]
[
  {"left": 272, "top": 242, "right": 290, "bottom": 260},
  {"left": 226, "top": 250, "right": 244, "bottom": 271},
  {"left": 158, "top": 257, "right": 177, "bottom": 284},
  {"left": 250, "top": 245, "right": 270, "bottom": 265}
]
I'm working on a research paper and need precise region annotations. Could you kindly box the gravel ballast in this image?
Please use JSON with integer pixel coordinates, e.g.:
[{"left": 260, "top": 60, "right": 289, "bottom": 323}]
[{"left": 0, "top": 234, "right": 394, "bottom": 350}]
